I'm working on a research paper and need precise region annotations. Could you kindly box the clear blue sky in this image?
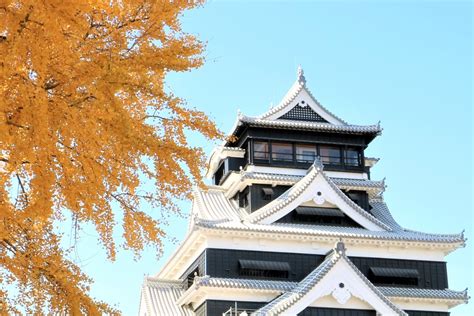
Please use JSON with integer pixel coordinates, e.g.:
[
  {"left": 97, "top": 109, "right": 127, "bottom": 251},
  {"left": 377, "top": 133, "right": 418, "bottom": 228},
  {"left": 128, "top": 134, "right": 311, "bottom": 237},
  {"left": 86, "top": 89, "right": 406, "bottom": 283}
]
[{"left": 73, "top": 1, "right": 472, "bottom": 315}]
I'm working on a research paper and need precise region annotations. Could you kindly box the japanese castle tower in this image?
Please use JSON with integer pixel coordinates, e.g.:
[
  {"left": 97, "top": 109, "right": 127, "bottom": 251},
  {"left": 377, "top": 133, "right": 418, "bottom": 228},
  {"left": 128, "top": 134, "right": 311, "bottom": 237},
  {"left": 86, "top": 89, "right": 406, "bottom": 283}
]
[{"left": 139, "top": 68, "right": 469, "bottom": 316}]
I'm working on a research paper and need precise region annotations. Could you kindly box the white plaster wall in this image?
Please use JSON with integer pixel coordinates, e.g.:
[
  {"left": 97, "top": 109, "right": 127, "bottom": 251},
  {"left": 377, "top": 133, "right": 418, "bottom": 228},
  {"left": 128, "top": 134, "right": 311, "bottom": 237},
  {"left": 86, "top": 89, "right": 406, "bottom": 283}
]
[{"left": 205, "top": 234, "right": 446, "bottom": 262}]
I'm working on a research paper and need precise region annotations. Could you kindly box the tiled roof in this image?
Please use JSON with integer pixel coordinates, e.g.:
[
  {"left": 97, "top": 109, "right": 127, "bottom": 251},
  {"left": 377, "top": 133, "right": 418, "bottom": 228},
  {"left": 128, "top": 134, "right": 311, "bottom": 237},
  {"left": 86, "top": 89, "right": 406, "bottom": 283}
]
[
  {"left": 193, "top": 188, "right": 240, "bottom": 222},
  {"left": 369, "top": 201, "right": 403, "bottom": 231},
  {"left": 246, "top": 161, "right": 391, "bottom": 231},
  {"left": 252, "top": 242, "right": 406, "bottom": 316},
  {"left": 333, "top": 177, "right": 385, "bottom": 191},
  {"left": 193, "top": 275, "right": 296, "bottom": 292},
  {"left": 240, "top": 171, "right": 303, "bottom": 184},
  {"left": 144, "top": 261, "right": 468, "bottom": 315},
  {"left": 185, "top": 276, "right": 469, "bottom": 303},
  {"left": 240, "top": 171, "right": 385, "bottom": 192},
  {"left": 222, "top": 146, "right": 246, "bottom": 152},
  {"left": 379, "top": 287, "right": 469, "bottom": 302},
  {"left": 195, "top": 220, "right": 465, "bottom": 245},
  {"left": 140, "top": 278, "right": 193, "bottom": 316},
  {"left": 192, "top": 165, "right": 464, "bottom": 245},
  {"left": 258, "top": 68, "right": 347, "bottom": 125},
  {"left": 205, "top": 146, "right": 246, "bottom": 178},
  {"left": 238, "top": 115, "right": 382, "bottom": 134}
]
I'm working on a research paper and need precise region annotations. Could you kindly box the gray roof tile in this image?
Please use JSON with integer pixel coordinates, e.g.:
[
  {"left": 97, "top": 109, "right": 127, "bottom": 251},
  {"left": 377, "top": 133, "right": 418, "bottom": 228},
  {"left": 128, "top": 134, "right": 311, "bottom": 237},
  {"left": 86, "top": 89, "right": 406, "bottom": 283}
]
[
  {"left": 140, "top": 278, "right": 193, "bottom": 316},
  {"left": 239, "top": 115, "right": 381, "bottom": 134},
  {"left": 188, "top": 276, "right": 469, "bottom": 302}
]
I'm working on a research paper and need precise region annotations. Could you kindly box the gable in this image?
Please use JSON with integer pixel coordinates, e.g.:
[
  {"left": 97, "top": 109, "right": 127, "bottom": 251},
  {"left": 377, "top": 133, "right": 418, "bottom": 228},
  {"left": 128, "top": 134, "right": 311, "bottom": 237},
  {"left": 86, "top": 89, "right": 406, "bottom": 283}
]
[
  {"left": 246, "top": 162, "right": 390, "bottom": 231},
  {"left": 262, "top": 85, "right": 345, "bottom": 125},
  {"left": 281, "top": 258, "right": 404, "bottom": 315},
  {"left": 276, "top": 206, "right": 364, "bottom": 228},
  {"left": 252, "top": 242, "right": 406, "bottom": 316},
  {"left": 277, "top": 104, "right": 329, "bottom": 122}
]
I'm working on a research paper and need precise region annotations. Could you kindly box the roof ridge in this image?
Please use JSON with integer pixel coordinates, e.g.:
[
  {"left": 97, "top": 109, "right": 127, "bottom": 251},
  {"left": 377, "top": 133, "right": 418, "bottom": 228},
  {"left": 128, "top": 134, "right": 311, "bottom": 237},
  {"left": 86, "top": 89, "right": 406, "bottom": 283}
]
[
  {"left": 196, "top": 220, "right": 465, "bottom": 245},
  {"left": 252, "top": 241, "right": 406, "bottom": 316},
  {"left": 246, "top": 160, "right": 391, "bottom": 231},
  {"left": 144, "top": 277, "right": 184, "bottom": 288},
  {"left": 242, "top": 115, "right": 380, "bottom": 128},
  {"left": 258, "top": 68, "right": 348, "bottom": 125}
]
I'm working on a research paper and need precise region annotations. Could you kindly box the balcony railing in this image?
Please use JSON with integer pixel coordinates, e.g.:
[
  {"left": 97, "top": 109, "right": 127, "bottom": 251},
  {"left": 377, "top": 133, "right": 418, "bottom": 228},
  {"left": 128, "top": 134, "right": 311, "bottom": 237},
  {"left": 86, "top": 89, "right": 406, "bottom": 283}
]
[{"left": 222, "top": 307, "right": 257, "bottom": 316}]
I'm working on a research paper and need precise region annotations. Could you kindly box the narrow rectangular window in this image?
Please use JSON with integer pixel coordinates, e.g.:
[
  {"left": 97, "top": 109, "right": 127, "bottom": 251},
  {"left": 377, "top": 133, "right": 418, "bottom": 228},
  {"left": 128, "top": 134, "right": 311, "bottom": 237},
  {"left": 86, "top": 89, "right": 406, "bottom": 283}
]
[
  {"left": 254, "top": 141, "right": 269, "bottom": 160},
  {"left": 262, "top": 187, "right": 274, "bottom": 200},
  {"left": 319, "top": 145, "right": 341, "bottom": 165},
  {"left": 296, "top": 144, "right": 317, "bottom": 163},
  {"left": 369, "top": 267, "right": 419, "bottom": 286},
  {"left": 345, "top": 147, "right": 361, "bottom": 166},
  {"left": 239, "top": 260, "right": 290, "bottom": 279},
  {"left": 271, "top": 142, "right": 293, "bottom": 162},
  {"left": 239, "top": 188, "right": 249, "bottom": 208}
]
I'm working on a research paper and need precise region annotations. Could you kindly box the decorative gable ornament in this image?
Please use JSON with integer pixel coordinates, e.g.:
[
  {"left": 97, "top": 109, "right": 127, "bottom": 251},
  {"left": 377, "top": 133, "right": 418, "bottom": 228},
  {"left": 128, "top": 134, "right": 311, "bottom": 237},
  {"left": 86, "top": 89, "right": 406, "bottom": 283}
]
[
  {"left": 246, "top": 157, "right": 390, "bottom": 231},
  {"left": 313, "top": 191, "right": 325, "bottom": 205},
  {"left": 331, "top": 285, "right": 351, "bottom": 304},
  {"left": 297, "top": 65, "right": 306, "bottom": 85},
  {"left": 252, "top": 241, "right": 407, "bottom": 316}
]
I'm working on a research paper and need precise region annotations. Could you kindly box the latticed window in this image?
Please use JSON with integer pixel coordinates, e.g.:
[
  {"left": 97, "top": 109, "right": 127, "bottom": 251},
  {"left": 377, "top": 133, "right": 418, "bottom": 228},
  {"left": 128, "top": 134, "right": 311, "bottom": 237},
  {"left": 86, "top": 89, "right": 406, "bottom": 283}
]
[
  {"left": 296, "top": 144, "right": 317, "bottom": 163},
  {"left": 239, "top": 260, "right": 290, "bottom": 279},
  {"left": 271, "top": 143, "right": 293, "bottom": 162},
  {"left": 345, "top": 147, "right": 361, "bottom": 166},
  {"left": 369, "top": 267, "right": 420, "bottom": 286},
  {"left": 319, "top": 145, "right": 341, "bottom": 165},
  {"left": 278, "top": 104, "right": 328, "bottom": 122},
  {"left": 254, "top": 141, "right": 269, "bottom": 160}
]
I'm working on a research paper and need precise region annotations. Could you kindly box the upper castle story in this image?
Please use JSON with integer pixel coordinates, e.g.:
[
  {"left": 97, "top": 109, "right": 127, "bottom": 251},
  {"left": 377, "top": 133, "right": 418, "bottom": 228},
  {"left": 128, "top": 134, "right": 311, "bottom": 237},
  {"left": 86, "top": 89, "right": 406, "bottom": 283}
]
[{"left": 206, "top": 67, "right": 382, "bottom": 188}]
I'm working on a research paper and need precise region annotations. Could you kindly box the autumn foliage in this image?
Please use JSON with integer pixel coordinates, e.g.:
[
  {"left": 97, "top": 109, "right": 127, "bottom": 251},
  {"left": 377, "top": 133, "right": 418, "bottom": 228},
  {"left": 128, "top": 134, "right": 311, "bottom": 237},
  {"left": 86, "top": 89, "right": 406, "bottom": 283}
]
[{"left": 0, "top": 0, "right": 221, "bottom": 314}]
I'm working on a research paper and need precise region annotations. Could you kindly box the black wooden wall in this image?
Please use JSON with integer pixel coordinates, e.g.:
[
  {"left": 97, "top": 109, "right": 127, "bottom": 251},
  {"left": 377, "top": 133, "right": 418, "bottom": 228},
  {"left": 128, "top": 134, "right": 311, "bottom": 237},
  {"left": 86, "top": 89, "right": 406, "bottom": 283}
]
[
  {"left": 205, "top": 249, "right": 448, "bottom": 289},
  {"left": 300, "top": 308, "right": 376, "bottom": 316},
  {"left": 249, "top": 184, "right": 291, "bottom": 212},
  {"left": 180, "top": 251, "right": 206, "bottom": 287},
  {"left": 196, "top": 301, "right": 450, "bottom": 316}
]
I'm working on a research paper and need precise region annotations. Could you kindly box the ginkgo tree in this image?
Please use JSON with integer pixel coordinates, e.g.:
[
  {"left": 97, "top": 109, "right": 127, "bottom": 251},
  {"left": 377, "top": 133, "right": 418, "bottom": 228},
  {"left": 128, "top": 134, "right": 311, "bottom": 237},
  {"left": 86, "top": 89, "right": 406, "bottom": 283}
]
[{"left": 0, "top": 0, "right": 222, "bottom": 314}]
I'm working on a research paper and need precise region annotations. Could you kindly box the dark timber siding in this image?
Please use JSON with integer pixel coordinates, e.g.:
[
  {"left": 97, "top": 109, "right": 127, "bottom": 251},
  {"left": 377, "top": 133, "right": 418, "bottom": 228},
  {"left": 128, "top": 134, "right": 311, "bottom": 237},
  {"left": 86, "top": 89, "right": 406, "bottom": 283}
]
[
  {"left": 350, "top": 256, "right": 448, "bottom": 289},
  {"left": 194, "top": 302, "right": 206, "bottom": 316},
  {"left": 205, "top": 249, "right": 448, "bottom": 289},
  {"left": 206, "top": 248, "right": 324, "bottom": 281},
  {"left": 197, "top": 300, "right": 449, "bottom": 316},
  {"left": 213, "top": 157, "right": 246, "bottom": 185},
  {"left": 299, "top": 308, "right": 376, "bottom": 316},
  {"left": 180, "top": 250, "right": 206, "bottom": 285},
  {"left": 236, "top": 127, "right": 373, "bottom": 148},
  {"left": 249, "top": 184, "right": 291, "bottom": 212}
]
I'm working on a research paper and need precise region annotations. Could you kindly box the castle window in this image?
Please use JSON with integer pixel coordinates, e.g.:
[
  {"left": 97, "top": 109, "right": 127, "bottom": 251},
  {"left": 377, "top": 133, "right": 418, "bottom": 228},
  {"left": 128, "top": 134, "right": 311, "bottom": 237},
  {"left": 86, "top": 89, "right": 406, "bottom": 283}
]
[
  {"left": 345, "top": 147, "right": 361, "bottom": 166},
  {"left": 345, "top": 191, "right": 370, "bottom": 211},
  {"left": 185, "top": 267, "right": 200, "bottom": 288},
  {"left": 296, "top": 144, "right": 317, "bottom": 163},
  {"left": 254, "top": 141, "right": 269, "bottom": 160},
  {"left": 319, "top": 145, "right": 341, "bottom": 165},
  {"left": 271, "top": 142, "right": 293, "bottom": 162},
  {"left": 262, "top": 187, "right": 274, "bottom": 200},
  {"left": 369, "top": 267, "right": 419, "bottom": 286},
  {"left": 239, "top": 259, "right": 290, "bottom": 279},
  {"left": 239, "top": 188, "right": 249, "bottom": 208}
]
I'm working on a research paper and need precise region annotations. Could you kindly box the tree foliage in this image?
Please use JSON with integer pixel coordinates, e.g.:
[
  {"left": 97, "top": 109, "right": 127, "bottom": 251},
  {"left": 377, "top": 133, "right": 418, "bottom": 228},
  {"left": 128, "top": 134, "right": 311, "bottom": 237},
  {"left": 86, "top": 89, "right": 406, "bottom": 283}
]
[{"left": 0, "top": 0, "right": 221, "bottom": 314}]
